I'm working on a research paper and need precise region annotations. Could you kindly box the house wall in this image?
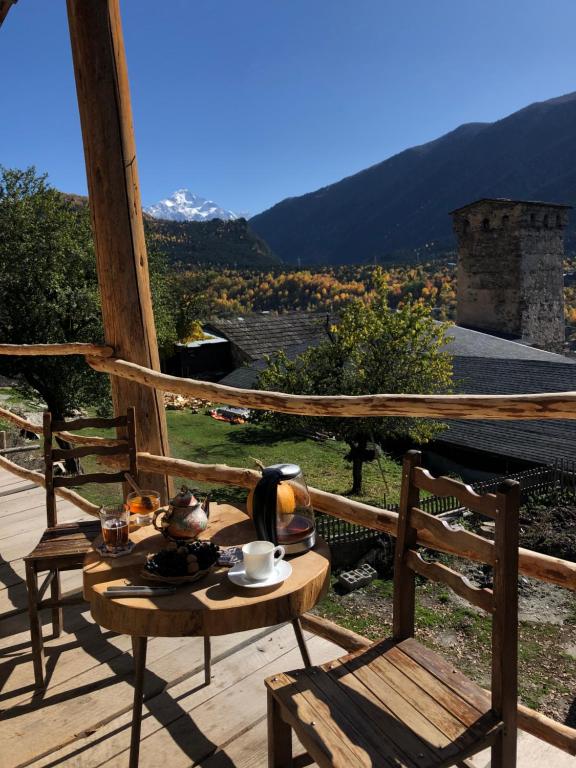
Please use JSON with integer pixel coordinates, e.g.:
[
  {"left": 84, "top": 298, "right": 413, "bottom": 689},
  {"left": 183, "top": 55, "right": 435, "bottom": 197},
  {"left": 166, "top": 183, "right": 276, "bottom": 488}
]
[
  {"left": 452, "top": 200, "right": 569, "bottom": 352},
  {"left": 172, "top": 341, "right": 234, "bottom": 381}
]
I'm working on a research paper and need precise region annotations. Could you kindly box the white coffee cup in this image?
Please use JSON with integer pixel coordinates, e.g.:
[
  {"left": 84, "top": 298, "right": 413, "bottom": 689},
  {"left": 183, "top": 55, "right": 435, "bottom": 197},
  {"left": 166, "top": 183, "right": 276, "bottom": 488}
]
[{"left": 242, "top": 540, "right": 285, "bottom": 581}]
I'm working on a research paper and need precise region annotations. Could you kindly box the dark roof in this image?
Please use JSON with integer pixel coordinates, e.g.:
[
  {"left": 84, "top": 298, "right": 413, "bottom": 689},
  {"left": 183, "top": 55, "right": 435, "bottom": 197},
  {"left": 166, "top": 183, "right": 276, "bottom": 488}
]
[
  {"left": 218, "top": 340, "right": 320, "bottom": 389},
  {"left": 452, "top": 356, "right": 576, "bottom": 394},
  {"left": 450, "top": 198, "right": 572, "bottom": 215},
  {"left": 444, "top": 325, "right": 575, "bottom": 362},
  {"left": 437, "top": 356, "right": 576, "bottom": 465},
  {"left": 205, "top": 313, "right": 332, "bottom": 361},
  {"left": 219, "top": 364, "right": 263, "bottom": 389},
  {"left": 438, "top": 419, "right": 576, "bottom": 465}
]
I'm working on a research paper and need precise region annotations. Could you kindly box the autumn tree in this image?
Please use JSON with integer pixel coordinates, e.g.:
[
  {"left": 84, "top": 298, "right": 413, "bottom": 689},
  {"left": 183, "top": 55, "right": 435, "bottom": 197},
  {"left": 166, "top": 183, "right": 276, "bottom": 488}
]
[{"left": 257, "top": 272, "right": 453, "bottom": 494}]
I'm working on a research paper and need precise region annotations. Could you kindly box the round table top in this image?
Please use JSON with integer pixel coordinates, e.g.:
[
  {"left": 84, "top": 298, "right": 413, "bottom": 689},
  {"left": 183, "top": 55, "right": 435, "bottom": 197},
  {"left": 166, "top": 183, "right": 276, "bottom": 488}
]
[{"left": 83, "top": 503, "right": 331, "bottom": 638}]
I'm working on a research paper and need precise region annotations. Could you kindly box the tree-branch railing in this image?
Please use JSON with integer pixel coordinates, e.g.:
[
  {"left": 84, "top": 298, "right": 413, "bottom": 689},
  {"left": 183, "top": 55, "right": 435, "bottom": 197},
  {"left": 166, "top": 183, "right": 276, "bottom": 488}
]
[
  {"left": 86, "top": 354, "right": 576, "bottom": 419},
  {"left": 0, "top": 343, "right": 113, "bottom": 357}
]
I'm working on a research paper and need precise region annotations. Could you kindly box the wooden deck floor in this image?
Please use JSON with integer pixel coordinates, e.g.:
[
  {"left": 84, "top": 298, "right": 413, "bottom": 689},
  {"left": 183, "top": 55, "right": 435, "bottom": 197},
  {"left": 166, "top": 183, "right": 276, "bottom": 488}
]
[{"left": 0, "top": 468, "right": 573, "bottom": 768}]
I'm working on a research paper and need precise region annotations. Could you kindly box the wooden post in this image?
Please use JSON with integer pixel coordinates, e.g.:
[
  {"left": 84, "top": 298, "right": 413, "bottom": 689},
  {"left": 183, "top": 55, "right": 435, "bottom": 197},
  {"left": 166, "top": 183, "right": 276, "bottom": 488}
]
[
  {"left": 66, "top": 0, "right": 170, "bottom": 500},
  {"left": 0, "top": 0, "right": 17, "bottom": 28}
]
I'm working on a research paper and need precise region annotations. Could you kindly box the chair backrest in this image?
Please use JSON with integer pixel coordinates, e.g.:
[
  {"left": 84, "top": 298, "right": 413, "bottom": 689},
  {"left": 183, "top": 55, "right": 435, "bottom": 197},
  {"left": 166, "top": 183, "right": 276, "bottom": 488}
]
[
  {"left": 393, "top": 450, "right": 520, "bottom": 727},
  {"left": 43, "top": 407, "right": 138, "bottom": 527}
]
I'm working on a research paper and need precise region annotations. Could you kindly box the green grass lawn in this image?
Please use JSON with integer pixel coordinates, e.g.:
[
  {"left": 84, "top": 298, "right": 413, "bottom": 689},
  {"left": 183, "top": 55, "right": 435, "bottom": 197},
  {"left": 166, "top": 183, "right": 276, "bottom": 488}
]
[{"left": 79, "top": 409, "right": 403, "bottom": 509}]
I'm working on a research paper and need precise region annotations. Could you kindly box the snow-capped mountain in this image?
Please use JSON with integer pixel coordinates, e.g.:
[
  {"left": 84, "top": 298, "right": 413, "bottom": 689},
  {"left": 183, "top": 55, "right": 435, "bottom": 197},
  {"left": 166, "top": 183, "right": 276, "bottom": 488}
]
[{"left": 145, "top": 189, "right": 239, "bottom": 222}]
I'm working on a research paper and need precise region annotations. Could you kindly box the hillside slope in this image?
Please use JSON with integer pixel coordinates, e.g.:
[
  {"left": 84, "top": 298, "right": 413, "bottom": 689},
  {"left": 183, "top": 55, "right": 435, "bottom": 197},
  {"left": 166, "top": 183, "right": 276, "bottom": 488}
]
[
  {"left": 144, "top": 217, "right": 279, "bottom": 268},
  {"left": 250, "top": 92, "right": 576, "bottom": 265}
]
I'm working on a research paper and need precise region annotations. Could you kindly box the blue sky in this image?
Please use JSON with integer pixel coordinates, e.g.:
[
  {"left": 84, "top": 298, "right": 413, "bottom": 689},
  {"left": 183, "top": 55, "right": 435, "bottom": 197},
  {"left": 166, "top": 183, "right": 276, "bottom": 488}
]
[{"left": 2, "top": 1, "right": 576, "bottom": 216}]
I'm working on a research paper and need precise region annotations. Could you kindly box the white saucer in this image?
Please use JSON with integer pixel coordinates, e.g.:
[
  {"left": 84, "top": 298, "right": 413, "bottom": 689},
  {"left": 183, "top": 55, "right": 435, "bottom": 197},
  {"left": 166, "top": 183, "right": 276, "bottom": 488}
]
[{"left": 227, "top": 560, "right": 292, "bottom": 589}]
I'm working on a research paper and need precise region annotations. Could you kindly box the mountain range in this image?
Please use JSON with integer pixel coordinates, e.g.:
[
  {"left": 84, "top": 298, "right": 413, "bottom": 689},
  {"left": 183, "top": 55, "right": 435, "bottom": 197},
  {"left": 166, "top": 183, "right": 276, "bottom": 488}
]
[
  {"left": 145, "top": 189, "right": 239, "bottom": 222},
  {"left": 250, "top": 91, "right": 576, "bottom": 265}
]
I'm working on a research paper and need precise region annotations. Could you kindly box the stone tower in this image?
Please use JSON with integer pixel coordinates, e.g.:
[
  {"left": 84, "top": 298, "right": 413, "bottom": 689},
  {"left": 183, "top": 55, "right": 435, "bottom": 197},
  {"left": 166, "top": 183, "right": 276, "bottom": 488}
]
[{"left": 451, "top": 198, "right": 570, "bottom": 353}]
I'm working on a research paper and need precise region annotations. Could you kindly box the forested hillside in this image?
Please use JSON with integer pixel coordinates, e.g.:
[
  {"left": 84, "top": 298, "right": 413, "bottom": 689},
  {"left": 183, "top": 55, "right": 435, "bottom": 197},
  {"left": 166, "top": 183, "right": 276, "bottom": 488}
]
[{"left": 145, "top": 217, "right": 279, "bottom": 268}]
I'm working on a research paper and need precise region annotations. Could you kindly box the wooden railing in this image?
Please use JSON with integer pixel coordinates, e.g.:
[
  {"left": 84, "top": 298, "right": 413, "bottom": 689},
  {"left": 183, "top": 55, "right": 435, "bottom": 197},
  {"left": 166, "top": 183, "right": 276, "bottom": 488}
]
[
  {"left": 1, "top": 343, "right": 575, "bottom": 755},
  {"left": 1, "top": 403, "right": 574, "bottom": 591},
  {"left": 86, "top": 355, "right": 576, "bottom": 419}
]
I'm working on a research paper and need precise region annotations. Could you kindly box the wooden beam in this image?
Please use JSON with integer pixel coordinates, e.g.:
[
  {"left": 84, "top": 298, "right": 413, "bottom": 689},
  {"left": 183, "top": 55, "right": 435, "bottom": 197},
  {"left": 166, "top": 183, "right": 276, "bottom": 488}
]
[
  {"left": 300, "top": 614, "right": 576, "bottom": 756},
  {"left": 300, "top": 613, "right": 373, "bottom": 653},
  {"left": 86, "top": 355, "right": 576, "bottom": 420},
  {"left": 0, "top": 342, "right": 113, "bottom": 357},
  {"left": 0, "top": 405, "right": 41, "bottom": 434},
  {"left": 0, "top": 405, "right": 126, "bottom": 447},
  {"left": 66, "top": 0, "right": 170, "bottom": 501},
  {"left": 0, "top": 0, "right": 17, "bottom": 28}
]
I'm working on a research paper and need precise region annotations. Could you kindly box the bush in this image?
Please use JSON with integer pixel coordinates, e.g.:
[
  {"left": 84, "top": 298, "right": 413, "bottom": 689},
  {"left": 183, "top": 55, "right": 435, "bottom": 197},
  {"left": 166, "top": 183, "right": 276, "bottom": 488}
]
[{"left": 520, "top": 491, "right": 576, "bottom": 561}]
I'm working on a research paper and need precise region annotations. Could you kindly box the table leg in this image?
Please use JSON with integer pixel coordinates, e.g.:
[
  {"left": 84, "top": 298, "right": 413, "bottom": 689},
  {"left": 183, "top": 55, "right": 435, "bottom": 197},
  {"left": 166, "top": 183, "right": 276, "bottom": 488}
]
[
  {"left": 129, "top": 636, "right": 147, "bottom": 768},
  {"left": 204, "top": 635, "right": 211, "bottom": 685},
  {"left": 291, "top": 618, "right": 312, "bottom": 668}
]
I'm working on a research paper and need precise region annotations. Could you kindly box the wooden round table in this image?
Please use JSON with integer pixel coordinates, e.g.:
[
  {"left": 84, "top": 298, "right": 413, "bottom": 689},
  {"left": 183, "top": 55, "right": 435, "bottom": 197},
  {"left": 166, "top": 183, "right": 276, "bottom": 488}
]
[{"left": 83, "top": 503, "right": 330, "bottom": 767}]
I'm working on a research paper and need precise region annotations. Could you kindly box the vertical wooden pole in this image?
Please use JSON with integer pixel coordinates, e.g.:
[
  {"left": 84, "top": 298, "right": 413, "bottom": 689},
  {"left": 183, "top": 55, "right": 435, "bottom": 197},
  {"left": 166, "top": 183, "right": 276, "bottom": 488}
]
[
  {"left": 66, "top": 0, "right": 170, "bottom": 500},
  {"left": 0, "top": 0, "right": 17, "bottom": 29},
  {"left": 392, "top": 450, "right": 420, "bottom": 641}
]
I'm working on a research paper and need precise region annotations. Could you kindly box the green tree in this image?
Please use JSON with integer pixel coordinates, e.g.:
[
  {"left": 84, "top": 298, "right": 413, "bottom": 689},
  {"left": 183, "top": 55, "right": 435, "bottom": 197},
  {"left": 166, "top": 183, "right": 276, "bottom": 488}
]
[
  {"left": 0, "top": 166, "right": 177, "bottom": 418},
  {"left": 258, "top": 272, "right": 453, "bottom": 494}
]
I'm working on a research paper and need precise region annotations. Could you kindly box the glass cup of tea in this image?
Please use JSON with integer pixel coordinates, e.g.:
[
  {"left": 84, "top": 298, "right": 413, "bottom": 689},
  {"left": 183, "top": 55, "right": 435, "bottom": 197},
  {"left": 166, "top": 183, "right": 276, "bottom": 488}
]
[
  {"left": 126, "top": 490, "right": 160, "bottom": 526},
  {"left": 100, "top": 506, "right": 130, "bottom": 554}
]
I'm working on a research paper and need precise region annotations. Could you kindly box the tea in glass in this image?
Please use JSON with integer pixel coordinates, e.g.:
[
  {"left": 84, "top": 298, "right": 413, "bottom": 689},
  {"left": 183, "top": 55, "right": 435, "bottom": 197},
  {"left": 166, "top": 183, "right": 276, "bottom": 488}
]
[
  {"left": 100, "top": 506, "right": 130, "bottom": 553},
  {"left": 126, "top": 490, "right": 160, "bottom": 525}
]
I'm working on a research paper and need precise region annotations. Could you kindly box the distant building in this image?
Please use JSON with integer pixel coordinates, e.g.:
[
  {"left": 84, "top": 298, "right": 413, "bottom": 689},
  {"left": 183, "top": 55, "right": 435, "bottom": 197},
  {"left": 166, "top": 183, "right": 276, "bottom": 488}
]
[
  {"left": 172, "top": 313, "right": 332, "bottom": 383},
  {"left": 451, "top": 198, "right": 570, "bottom": 353}
]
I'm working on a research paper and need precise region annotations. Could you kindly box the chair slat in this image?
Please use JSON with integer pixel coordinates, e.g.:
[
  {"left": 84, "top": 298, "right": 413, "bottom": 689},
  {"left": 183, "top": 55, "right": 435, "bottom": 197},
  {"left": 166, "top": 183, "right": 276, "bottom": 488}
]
[
  {"left": 51, "top": 443, "right": 129, "bottom": 460},
  {"left": 413, "top": 466, "right": 498, "bottom": 518},
  {"left": 406, "top": 550, "right": 494, "bottom": 613},
  {"left": 51, "top": 415, "right": 127, "bottom": 431},
  {"left": 53, "top": 471, "right": 126, "bottom": 487},
  {"left": 410, "top": 507, "right": 495, "bottom": 565}
]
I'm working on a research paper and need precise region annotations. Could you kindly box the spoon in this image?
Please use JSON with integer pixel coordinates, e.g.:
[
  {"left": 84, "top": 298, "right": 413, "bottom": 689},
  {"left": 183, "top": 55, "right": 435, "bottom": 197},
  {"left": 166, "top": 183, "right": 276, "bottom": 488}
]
[{"left": 124, "top": 472, "right": 154, "bottom": 510}]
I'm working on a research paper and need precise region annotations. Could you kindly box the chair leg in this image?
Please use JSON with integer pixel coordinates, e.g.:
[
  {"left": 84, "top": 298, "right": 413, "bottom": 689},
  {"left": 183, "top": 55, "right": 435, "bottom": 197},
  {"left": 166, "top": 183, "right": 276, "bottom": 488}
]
[
  {"left": 204, "top": 635, "right": 211, "bottom": 686},
  {"left": 129, "top": 636, "right": 148, "bottom": 768},
  {"left": 268, "top": 690, "right": 293, "bottom": 768},
  {"left": 25, "top": 560, "right": 45, "bottom": 689},
  {"left": 51, "top": 569, "right": 63, "bottom": 638},
  {"left": 291, "top": 618, "right": 312, "bottom": 668}
]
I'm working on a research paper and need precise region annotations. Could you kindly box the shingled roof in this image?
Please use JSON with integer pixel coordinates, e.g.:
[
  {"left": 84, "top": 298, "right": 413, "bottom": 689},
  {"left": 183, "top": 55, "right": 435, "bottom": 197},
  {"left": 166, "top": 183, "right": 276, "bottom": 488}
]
[
  {"left": 436, "top": 356, "right": 576, "bottom": 465},
  {"left": 205, "top": 313, "right": 332, "bottom": 362}
]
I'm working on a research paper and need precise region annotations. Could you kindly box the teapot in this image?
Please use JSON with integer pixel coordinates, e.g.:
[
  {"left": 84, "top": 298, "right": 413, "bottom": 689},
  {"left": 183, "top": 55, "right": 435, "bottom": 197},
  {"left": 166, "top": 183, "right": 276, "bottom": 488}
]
[{"left": 153, "top": 486, "right": 211, "bottom": 541}]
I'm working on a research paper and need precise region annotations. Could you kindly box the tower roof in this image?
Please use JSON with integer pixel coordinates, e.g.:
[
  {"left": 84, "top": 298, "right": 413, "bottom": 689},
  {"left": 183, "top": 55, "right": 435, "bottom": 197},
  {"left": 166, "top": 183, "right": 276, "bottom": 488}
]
[{"left": 450, "top": 198, "right": 572, "bottom": 215}]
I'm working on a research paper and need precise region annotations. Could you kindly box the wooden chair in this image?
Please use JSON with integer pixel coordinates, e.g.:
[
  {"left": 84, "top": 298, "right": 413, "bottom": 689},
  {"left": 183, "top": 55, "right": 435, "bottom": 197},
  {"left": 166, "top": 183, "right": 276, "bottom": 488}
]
[
  {"left": 266, "top": 450, "right": 520, "bottom": 768},
  {"left": 25, "top": 407, "right": 138, "bottom": 689}
]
